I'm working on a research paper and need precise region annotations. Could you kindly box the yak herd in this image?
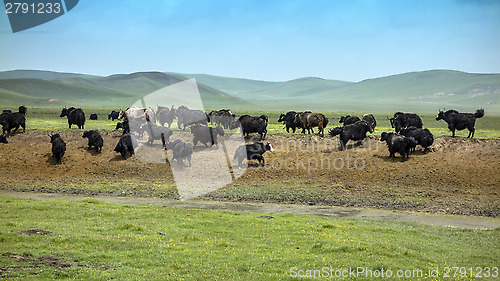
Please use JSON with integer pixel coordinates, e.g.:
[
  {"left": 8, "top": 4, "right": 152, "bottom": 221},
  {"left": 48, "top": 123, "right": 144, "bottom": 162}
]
[{"left": 0, "top": 105, "right": 485, "bottom": 164}]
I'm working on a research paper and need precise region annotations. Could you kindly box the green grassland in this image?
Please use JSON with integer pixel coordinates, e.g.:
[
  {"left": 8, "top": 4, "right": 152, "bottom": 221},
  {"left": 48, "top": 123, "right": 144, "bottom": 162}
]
[{"left": 0, "top": 195, "right": 498, "bottom": 280}]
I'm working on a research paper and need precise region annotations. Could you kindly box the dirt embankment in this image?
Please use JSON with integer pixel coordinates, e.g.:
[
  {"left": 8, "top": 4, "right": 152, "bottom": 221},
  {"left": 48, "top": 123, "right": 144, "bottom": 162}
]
[{"left": 0, "top": 130, "right": 498, "bottom": 216}]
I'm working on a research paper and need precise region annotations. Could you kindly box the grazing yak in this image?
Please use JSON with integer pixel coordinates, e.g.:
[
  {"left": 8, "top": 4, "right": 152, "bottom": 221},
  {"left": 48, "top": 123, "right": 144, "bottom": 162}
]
[
  {"left": 157, "top": 106, "right": 176, "bottom": 128},
  {"left": 165, "top": 139, "right": 193, "bottom": 168},
  {"left": 339, "top": 115, "right": 361, "bottom": 126},
  {"left": 60, "top": 107, "right": 85, "bottom": 129},
  {"left": 0, "top": 105, "right": 26, "bottom": 135},
  {"left": 400, "top": 127, "right": 434, "bottom": 153},
  {"left": 0, "top": 134, "right": 7, "bottom": 144},
  {"left": 82, "top": 130, "right": 103, "bottom": 152},
  {"left": 175, "top": 106, "right": 209, "bottom": 130},
  {"left": 233, "top": 115, "right": 268, "bottom": 140},
  {"left": 389, "top": 112, "right": 423, "bottom": 133},
  {"left": 278, "top": 111, "right": 297, "bottom": 133},
  {"left": 48, "top": 133, "right": 66, "bottom": 164},
  {"left": 295, "top": 111, "right": 328, "bottom": 136},
  {"left": 141, "top": 123, "right": 173, "bottom": 145},
  {"left": 436, "top": 109, "right": 484, "bottom": 138},
  {"left": 380, "top": 132, "right": 418, "bottom": 162},
  {"left": 190, "top": 125, "right": 225, "bottom": 148},
  {"left": 89, "top": 114, "right": 98, "bottom": 120},
  {"left": 209, "top": 109, "right": 235, "bottom": 129},
  {"left": 328, "top": 120, "right": 373, "bottom": 150},
  {"left": 114, "top": 134, "right": 136, "bottom": 160},
  {"left": 233, "top": 141, "right": 274, "bottom": 167},
  {"left": 278, "top": 111, "right": 306, "bottom": 134},
  {"left": 108, "top": 110, "right": 120, "bottom": 121}
]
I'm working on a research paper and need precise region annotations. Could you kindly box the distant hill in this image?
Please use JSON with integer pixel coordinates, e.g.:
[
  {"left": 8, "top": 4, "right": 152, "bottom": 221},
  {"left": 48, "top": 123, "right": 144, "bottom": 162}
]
[
  {"left": 1, "top": 69, "right": 498, "bottom": 113},
  {"left": 195, "top": 70, "right": 499, "bottom": 113},
  {"left": 0, "top": 70, "right": 101, "bottom": 80},
  {"left": 0, "top": 71, "right": 249, "bottom": 109}
]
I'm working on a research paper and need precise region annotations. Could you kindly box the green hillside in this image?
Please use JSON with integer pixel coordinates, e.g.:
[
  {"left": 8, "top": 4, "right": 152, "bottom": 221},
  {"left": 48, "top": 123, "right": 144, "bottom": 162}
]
[
  {"left": 241, "top": 77, "right": 352, "bottom": 98},
  {"left": 0, "top": 69, "right": 101, "bottom": 80},
  {"left": 174, "top": 73, "right": 278, "bottom": 95},
  {"left": 0, "top": 71, "right": 249, "bottom": 109},
  {"left": 223, "top": 70, "right": 500, "bottom": 113},
  {"left": 313, "top": 70, "right": 500, "bottom": 113},
  {"left": 1, "top": 69, "right": 499, "bottom": 113}
]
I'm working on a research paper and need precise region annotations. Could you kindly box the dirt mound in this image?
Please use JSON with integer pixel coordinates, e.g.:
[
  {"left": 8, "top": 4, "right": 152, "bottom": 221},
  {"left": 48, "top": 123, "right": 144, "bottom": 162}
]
[{"left": 0, "top": 130, "right": 498, "bottom": 216}]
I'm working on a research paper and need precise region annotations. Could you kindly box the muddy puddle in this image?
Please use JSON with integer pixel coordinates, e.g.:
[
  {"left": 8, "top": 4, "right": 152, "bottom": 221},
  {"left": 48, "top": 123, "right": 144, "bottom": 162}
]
[{"left": 2, "top": 191, "right": 499, "bottom": 230}]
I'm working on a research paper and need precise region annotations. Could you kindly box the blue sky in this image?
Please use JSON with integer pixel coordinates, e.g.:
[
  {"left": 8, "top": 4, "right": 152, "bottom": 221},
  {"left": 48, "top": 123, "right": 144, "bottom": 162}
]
[{"left": 1, "top": 0, "right": 499, "bottom": 82}]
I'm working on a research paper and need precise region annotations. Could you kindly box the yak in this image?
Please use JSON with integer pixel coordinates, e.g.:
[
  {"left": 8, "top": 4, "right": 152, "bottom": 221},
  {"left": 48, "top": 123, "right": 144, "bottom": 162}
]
[
  {"left": 0, "top": 106, "right": 26, "bottom": 135},
  {"left": 165, "top": 139, "right": 193, "bottom": 168},
  {"left": 436, "top": 109, "right": 484, "bottom": 138},
  {"left": 339, "top": 115, "right": 360, "bottom": 126},
  {"left": 295, "top": 111, "right": 328, "bottom": 136},
  {"left": 82, "top": 130, "right": 103, "bottom": 152},
  {"left": 278, "top": 111, "right": 303, "bottom": 133},
  {"left": 233, "top": 141, "right": 274, "bottom": 167},
  {"left": 380, "top": 132, "right": 418, "bottom": 162},
  {"left": 233, "top": 115, "right": 268, "bottom": 140},
  {"left": 329, "top": 120, "right": 373, "bottom": 150},
  {"left": 48, "top": 133, "right": 66, "bottom": 164},
  {"left": 175, "top": 106, "right": 209, "bottom": 130},
  {"left": 114, "top": 134, "right": 136, "bottom": 160},
  {"left": 389, "top": 112, "right": 423, "bottom": 133},
  {"left": 191, "top": 125, "right": 225, "bottom": 148},
  {"left": 399, "top": 127, "right": 434, "bottom": 153},
  {"left": 60, "top": 107, "right": 85, "bottom": 129}
]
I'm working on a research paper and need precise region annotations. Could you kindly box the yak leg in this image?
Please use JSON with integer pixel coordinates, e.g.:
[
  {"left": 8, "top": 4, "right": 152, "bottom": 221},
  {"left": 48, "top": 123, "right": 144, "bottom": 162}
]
[
  {"left": 340, "top": 140, "right": 347, "bottom": 151},
  {"left": 256, "top": 155, "right": 265, "bottom": 166},
  {"left": 468, "top": 125, "right": 475, "bottom": 138},
  {"left": 448, "top": 125, "right": 455, "bottom": 137}
]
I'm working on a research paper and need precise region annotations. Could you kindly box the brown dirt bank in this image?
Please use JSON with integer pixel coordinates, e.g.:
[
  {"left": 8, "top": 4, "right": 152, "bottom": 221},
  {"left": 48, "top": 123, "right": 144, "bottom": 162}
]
[{"left": 0, "top": 130, "right": 498, "bottom": 216}]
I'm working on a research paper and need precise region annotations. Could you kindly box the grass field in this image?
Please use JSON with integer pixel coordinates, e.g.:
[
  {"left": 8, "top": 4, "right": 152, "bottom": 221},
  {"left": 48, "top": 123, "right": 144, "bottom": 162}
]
[
  {"left": 0, "top": 195, "right": 498, "bottom": 280},
  {"left": 2, "top": 107, "right": 500, "bottom": 139}
]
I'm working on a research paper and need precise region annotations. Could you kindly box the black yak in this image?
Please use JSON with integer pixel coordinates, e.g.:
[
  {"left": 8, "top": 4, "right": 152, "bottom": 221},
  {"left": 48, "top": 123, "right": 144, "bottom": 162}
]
[
  {"left": 233, "top": 141, "right": 274, "bottom": 167},
  {"left": 328, "top": 121, "right": 373, "bottom": 150},
  {"left": 48, "top": 133, "right": 66, "bottom": 164},
  {"left": 380, "top": 132, "right": 418, "bottom": 162},
  {"left": 82, "top": 130, "right": 103, "bottom": 152},
  {"left": 436, "top": 109, "right": 484, "bottom": 138},
  {"left": 114, "top": 134, "right": 135, "bottom": 159},
  {"left": 60, "top": 107, "right": 85, "bottom": 129}
]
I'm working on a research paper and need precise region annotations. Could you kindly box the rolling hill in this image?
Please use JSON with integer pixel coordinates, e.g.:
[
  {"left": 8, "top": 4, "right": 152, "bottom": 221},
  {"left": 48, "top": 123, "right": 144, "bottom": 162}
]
[
  {"left": 1, "top": 69, "right": 499, "bottom": 113},
  {"left": 182, "top": 70, "right": 499, "bottom": 113},
  {"left": 0, "top": 69, "right": 101, "bottom": 80},
  {"left": 172, "top": 73, "right": 279, "bottom": 95},
  {"left": 0, "top": 71, "right": 249, "bottom": 109}
]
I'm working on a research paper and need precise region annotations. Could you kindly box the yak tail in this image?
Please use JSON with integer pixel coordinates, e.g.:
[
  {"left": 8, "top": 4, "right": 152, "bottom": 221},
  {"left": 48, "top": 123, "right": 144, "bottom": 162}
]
[{"left": 474, "top": 109, "right": 484, "bottom": 118}]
